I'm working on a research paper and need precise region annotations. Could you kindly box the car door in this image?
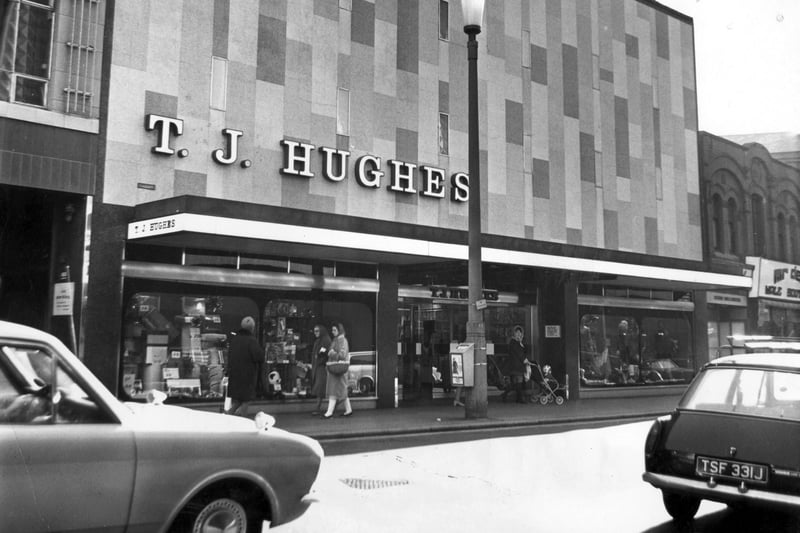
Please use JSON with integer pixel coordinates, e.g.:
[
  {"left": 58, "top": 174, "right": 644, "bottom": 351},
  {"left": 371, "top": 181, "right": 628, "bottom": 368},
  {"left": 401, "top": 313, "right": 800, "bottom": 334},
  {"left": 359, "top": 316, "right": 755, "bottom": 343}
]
[
  {"left": 1, "top": 342, "right": 137, "bottom": 533},
  {"left": 0, "top": 359, "right": 44, "bottom": 533}
]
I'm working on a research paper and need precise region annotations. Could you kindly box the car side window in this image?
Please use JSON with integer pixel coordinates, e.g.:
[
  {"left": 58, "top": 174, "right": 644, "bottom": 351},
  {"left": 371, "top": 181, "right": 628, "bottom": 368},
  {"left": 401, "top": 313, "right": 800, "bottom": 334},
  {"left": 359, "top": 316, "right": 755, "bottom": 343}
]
[{"left": 0, "top": 345, "right": 108, "bottom": 424}]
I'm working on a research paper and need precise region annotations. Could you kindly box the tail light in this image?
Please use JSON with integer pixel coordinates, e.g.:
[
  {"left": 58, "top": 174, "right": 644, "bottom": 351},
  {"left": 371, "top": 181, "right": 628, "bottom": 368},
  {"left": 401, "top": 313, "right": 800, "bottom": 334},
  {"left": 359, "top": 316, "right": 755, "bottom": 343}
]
[{"left": 645, "top": 414, "right": 672, "bottom": 455}]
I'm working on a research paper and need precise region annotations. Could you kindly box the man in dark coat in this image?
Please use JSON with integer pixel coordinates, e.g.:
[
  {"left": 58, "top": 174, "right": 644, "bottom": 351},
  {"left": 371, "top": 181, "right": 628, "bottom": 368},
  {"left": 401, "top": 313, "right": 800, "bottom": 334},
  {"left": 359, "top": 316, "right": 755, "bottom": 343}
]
[{"left": 225, "top": 316, "right": 263, "bottom": 416}]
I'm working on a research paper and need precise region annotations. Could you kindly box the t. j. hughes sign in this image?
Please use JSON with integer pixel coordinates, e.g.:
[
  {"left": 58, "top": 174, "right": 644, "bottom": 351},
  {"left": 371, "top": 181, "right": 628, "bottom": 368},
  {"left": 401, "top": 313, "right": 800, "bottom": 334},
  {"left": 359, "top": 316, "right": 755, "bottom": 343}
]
[
  {"left": 748, "top": 257, "right": 800, "bottom": 302},
  {"left": 145, "top": 114, "right": 470, "bottom": 203}
]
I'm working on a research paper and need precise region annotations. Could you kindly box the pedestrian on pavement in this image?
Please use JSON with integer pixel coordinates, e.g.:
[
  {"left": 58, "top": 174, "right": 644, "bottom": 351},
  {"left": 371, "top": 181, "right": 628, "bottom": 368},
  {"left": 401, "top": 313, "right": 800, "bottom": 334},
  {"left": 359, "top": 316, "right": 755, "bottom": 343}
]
[
  {"left": 310, "top": 324, "right": 331, "bottom": 415},
  {"left": 322, "top": 322, "right": 353, "bottom": 418},
  {"left": 502, "top": 325, "right": 530, "bottom": 403},
  {"left": 225, "top": 316, "right": 263, "bottom": 417}
]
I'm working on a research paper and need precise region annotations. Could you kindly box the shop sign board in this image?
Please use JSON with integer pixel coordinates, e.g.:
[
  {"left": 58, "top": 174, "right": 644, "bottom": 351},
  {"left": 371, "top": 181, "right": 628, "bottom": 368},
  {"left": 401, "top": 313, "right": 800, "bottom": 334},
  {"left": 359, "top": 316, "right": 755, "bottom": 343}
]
[
  {"left": 430, "top": 285, "right": 498, "bottom": 301},
  {"left": 52, "top": 282, "right": 74, "bottom": 316},
  {"left": 707, "top": 291, "right": 747, "bottom": 307},
  {"left": 144, "top": 114, "right": 471, "bottom": 203},
  {"left": 747, "top": 257, "right": 800, "bottom": 302}
]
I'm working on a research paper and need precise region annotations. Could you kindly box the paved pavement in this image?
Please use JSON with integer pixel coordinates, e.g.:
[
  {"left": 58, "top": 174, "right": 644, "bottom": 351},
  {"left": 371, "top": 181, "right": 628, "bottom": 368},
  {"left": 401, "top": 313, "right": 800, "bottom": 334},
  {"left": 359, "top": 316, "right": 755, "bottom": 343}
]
[{"left": 267, "top": 393, "right": 681, "bottom": 441}]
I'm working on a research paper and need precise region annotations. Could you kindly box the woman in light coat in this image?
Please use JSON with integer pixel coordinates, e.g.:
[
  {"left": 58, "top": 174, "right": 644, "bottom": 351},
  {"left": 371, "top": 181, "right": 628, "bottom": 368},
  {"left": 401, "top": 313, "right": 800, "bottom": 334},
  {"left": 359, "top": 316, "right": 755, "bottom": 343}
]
[{"left": 323, "top": 322, "right": 353, "bottom": 418}]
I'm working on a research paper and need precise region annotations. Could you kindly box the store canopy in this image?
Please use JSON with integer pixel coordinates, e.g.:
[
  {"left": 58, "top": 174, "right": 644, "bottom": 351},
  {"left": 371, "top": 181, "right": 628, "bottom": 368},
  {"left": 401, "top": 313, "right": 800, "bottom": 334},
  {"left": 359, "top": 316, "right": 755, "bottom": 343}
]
[{"left": 126, "top": 196, "right": 752, "bottom": 292}]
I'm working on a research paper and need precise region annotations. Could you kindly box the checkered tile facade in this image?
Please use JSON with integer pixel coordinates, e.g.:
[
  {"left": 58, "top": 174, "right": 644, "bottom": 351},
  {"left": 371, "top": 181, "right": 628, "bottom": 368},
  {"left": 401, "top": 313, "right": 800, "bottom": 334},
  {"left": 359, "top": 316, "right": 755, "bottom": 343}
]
[{"left": 105, "top": 0, "right": 701, "bottom": 261}]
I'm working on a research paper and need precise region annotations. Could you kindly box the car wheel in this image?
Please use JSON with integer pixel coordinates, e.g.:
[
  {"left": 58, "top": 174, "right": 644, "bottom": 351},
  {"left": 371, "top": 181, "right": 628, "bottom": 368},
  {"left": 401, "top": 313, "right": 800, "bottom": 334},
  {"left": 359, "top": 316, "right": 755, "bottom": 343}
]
[
  {"left": 662, "top": 491, "right": 700, "bottom": 522},
  {"left": 191, "top": 497, "right": 248, "bottom": 533},
  {"left": 358, "top": 378, "right": 372, "bottom": 395}
]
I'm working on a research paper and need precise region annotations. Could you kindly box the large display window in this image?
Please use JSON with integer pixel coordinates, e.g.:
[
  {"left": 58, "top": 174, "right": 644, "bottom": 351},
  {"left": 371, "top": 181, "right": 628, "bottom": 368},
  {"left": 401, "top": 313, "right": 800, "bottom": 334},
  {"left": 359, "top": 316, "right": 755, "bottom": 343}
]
[
  {"left": 578, "top": 289, "right": 696, "bottom": 389},
  {"left": 121, "top": 280, "right": 377, "bottom": 403}
]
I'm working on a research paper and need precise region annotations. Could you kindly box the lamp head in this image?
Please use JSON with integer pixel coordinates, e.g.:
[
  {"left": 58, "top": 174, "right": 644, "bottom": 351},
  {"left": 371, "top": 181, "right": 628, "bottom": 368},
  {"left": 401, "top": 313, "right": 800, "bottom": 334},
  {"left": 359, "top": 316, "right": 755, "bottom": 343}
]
[{"left": 462, "top": 0, "right": 485, "bottom": 34}]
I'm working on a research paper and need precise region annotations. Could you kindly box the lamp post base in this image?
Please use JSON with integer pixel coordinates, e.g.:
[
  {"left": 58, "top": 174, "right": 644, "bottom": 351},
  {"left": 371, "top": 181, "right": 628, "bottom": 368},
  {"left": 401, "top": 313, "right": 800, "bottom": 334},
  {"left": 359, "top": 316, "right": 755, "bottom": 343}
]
[{"left": 464, "top": 319, "right": 487, "bottom": 419}]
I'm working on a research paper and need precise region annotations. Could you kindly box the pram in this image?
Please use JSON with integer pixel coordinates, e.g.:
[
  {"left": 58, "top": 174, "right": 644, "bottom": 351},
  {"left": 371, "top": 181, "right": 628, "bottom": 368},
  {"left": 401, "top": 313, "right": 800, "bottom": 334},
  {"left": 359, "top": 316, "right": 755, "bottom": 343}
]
[{"left": 527, "top": 363, "right": 567, "bottom": 405}]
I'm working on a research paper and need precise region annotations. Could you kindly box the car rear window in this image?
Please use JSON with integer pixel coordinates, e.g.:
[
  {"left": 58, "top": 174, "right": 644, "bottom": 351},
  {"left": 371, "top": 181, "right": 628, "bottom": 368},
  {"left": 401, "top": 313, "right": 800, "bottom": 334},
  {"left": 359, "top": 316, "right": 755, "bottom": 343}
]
[{"left": 681, "top": 367, "right": 800, "bottom": 421}]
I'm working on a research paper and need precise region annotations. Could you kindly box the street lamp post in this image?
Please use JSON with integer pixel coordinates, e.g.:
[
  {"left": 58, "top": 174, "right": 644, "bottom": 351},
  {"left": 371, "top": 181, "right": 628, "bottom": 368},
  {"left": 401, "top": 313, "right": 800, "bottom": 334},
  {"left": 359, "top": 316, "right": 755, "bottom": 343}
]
[{"left": 462, "top": 0, "right": 487, "bottom": 419}]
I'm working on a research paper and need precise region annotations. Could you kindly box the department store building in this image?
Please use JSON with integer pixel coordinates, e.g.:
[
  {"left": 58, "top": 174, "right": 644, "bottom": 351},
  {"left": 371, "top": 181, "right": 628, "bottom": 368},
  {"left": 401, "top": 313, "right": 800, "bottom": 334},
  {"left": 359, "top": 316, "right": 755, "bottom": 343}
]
[{"left": 82, "top": 0, "right": 750, "bottom": 410}]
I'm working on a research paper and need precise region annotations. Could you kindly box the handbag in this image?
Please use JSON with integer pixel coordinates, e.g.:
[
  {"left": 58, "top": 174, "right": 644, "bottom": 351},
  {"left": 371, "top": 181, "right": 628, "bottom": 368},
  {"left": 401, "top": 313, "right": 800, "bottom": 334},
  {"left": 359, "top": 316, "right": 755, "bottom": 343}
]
[{"left": 326, "top": 360, "right": 349, "bottom": 376}]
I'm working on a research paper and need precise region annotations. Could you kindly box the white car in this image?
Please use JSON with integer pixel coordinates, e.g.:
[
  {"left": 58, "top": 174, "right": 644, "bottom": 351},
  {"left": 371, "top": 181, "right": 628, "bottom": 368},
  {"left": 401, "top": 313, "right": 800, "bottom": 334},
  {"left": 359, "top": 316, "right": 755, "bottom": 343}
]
[{"left": 0, "top": 320, "right": 323, "bottom": 532}]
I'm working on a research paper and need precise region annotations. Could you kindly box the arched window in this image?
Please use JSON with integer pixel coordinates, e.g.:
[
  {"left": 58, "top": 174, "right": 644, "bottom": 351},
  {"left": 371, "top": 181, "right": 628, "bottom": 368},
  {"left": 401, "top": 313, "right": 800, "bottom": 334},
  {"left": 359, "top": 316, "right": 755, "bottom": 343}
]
[
  {"left": 777, "top": 212, "right": 787, "bottom": 261},
  {"left": 752, "top": 194, "right": 765, "bottom": 256},
  {"left": 790, "top": 215, "right": 798, "bottom": 263},
  {"left": 712, "top": 194, "right": 723, "bottom": 252},
  {"left": 726, "top": 198, "right": 738, "bottom": 255}
]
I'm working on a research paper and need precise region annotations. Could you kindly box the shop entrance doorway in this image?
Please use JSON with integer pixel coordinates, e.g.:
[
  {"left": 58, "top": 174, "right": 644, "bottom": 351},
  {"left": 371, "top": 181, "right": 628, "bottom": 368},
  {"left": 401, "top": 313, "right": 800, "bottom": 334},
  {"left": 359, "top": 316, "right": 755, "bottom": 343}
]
[
  {"left": 397, "top": 302, "right": 467, "bottom": 402},
  {"left": 397, "top": 299, "right": 535, "bottom": 402}
]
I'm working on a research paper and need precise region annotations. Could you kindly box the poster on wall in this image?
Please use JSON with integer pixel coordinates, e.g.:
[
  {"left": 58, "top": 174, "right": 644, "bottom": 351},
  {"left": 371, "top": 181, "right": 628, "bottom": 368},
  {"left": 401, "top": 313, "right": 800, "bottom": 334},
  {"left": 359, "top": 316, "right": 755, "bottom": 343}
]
[
  {"left": 451, "top": 353, "right": 464, "bottom": 386},
  {"left": 545, "top": 325, "right": 561, "bottom": 338}
]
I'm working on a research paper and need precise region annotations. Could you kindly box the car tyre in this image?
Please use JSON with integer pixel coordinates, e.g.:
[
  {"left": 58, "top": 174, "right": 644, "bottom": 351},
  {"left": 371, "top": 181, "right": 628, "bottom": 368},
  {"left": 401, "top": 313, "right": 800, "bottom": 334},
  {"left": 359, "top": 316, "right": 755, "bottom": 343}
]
[
  {"left": 358, "top": 378, "right": 373, "bottom": 395},
  {"left": 662, "top": 491, "right": 700, "bottom": 522},
  {"left": 190, "top": 497, "right": 248, "bottom": 533}
]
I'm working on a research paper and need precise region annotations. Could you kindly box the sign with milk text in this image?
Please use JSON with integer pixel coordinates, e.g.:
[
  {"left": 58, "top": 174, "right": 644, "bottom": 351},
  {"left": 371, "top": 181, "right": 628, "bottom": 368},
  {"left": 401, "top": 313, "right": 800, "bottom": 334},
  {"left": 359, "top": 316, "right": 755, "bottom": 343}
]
[
  {"left": 144, "top": 114, "right": 471, "bottom": 203},
  {"left": 748, "top": 257, "right": 800, "bottom": 302}
]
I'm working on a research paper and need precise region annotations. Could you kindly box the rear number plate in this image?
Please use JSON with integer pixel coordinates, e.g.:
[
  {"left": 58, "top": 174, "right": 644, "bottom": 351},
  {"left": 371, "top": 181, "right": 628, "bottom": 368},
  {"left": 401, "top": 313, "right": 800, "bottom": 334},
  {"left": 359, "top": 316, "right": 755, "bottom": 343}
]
[{"left": 696, "top": 456, "right": 768, "bottom": 484}]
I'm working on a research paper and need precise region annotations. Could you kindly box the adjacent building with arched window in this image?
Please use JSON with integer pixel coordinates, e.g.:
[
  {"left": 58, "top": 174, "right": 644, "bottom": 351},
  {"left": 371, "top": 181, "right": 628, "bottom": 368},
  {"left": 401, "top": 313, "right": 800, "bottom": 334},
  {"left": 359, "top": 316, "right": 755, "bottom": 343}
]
[{"left": 700, "top": 132, "right": 800, "bottom": 354}]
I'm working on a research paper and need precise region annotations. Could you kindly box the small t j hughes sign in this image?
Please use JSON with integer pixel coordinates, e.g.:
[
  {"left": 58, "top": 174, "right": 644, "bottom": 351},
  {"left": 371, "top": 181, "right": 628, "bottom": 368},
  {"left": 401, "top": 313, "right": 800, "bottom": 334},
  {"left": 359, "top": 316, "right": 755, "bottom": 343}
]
[{"left": 53, "top": 282, "right": 74, "bottom": 316}]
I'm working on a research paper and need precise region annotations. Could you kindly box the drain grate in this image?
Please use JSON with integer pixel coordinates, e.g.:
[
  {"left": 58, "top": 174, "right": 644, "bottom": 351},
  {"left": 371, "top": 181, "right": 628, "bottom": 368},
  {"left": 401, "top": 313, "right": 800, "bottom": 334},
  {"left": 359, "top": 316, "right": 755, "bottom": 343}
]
[{"left": 340, "top": 478, "right": 410, "bottom": 490}]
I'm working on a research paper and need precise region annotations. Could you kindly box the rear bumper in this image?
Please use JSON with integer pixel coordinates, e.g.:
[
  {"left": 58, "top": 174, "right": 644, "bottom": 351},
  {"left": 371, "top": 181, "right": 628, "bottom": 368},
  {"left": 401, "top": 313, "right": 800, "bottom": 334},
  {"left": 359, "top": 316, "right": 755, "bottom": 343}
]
[{"left": 643, "top": 471, "right": 800, "bottom": 511}]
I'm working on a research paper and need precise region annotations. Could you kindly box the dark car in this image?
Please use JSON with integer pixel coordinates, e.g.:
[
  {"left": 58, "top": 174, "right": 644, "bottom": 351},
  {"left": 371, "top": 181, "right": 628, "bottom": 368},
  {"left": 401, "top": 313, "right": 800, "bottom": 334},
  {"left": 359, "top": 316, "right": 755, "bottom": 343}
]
[{"left": 642, "top": 351, "right": 800, "bottom": 522}]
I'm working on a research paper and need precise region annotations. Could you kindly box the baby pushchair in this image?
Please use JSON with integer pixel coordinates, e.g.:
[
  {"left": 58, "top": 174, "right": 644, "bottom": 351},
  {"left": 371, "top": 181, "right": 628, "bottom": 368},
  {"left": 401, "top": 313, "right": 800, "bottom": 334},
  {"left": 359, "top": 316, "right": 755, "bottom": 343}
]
[{"left": 527, "top": 363, "right": 566, "bottom": 405}]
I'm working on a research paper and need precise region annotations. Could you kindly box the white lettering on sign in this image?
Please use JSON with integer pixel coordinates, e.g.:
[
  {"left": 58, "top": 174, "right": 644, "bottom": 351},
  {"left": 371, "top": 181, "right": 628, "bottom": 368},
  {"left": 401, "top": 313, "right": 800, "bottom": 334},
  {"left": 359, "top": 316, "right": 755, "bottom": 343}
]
[
  {"left": 142, "top": 114, "right": 471, "bottom": 203},
  {"left": 212, "top": 128, "right": 243, "bottom": 165},
  {"left": 146, "top": 114, "right": 184, "bottom": 155},
  {"left": 355, "top": 155, "right": 383, "bottom": 188}
]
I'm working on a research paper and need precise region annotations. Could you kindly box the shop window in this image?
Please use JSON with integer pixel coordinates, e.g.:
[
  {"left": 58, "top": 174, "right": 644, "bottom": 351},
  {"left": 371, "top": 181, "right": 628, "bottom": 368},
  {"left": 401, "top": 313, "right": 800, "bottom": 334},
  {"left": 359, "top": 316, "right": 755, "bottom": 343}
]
[
  {"left": 121, "top": 289, "right": 377, "bottom": 402},
  {"left": 0, "top": 0, "right": 55, "bottom": 107},
  {"left": 184, "top": 249, "right": 238, "bottom": 269},
  {"left": 579, "top": 307, "right": 695, "bottom": 388},
  {"left": 125, "top": 243, "right": 183, "bottom": 264},
  {"left": 239, "top": 255, "right": 288, "bottom": 272},
  {"left": 334, "top": 261, "right": 376, "bottom": 279},
  {"left": 122, "top": 293, "right": 259, "bottom": 401}
]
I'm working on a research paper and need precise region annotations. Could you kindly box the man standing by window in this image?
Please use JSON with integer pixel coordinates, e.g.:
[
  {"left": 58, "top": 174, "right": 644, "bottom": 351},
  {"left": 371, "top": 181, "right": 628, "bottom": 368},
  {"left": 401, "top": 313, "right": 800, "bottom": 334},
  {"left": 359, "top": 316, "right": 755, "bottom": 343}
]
[{"left": 225, "top": 316, "right": 262, "bottom": 417}]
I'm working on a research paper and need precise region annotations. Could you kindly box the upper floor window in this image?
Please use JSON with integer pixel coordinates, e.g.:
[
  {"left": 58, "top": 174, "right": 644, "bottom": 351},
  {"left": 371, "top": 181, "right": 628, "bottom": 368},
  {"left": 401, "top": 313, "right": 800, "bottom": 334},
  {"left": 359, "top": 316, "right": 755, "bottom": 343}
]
[
  {"left": 752, "top": 194, "right": 766, "bottom": 256},
  {"left": 0, "top": 0, "right": 55, "bottom": 107},
  {"left": 777, "top": 212, "right": 787, "bottom": 262},
  {"left": 726, "top": 198, "right": 738, "bottom": 255},
  {"left": 711, "top": 194, "right": 723, "bottom": 252},
  {"left": 439, "top": 0, "right": 449, "bottom": 40}
]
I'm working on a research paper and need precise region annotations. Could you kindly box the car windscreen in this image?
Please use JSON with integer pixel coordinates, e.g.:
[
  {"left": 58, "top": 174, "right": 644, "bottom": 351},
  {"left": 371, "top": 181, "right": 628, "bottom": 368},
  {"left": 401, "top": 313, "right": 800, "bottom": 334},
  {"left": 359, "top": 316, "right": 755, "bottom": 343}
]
[{"left": 680, "top": 367, "right": 800, "bottom": 421}]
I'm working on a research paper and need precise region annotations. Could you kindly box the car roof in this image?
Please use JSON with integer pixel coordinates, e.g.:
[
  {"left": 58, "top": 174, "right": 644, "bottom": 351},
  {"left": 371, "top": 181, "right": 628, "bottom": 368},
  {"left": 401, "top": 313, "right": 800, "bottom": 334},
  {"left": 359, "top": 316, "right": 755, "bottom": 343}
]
[{"left": 707, "top": 352, "right": 800, "bottom": 371}]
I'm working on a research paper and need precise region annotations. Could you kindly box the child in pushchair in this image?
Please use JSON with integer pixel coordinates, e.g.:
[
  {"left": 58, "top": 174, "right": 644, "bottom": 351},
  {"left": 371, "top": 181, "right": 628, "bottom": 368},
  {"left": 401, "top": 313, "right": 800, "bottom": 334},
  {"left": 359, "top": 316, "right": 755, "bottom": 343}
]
[{"left": 526, "top": 362, "right": 566, "bottom": 405}]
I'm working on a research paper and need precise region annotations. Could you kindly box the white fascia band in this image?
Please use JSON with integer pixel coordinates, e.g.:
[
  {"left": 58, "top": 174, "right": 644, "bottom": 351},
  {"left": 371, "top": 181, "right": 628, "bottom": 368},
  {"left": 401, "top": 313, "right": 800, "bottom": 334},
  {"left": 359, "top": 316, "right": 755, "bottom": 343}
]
[{"left": 127, "top": 213, "right": 752, "bottom": 290}]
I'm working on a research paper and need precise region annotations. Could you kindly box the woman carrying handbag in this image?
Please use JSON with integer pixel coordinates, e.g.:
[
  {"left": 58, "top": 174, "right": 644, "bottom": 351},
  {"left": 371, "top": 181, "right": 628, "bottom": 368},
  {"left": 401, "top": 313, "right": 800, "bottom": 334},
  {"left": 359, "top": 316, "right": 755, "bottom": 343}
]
[{"left": 322, "top": 322, "right": 353, "bottom": 418}]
